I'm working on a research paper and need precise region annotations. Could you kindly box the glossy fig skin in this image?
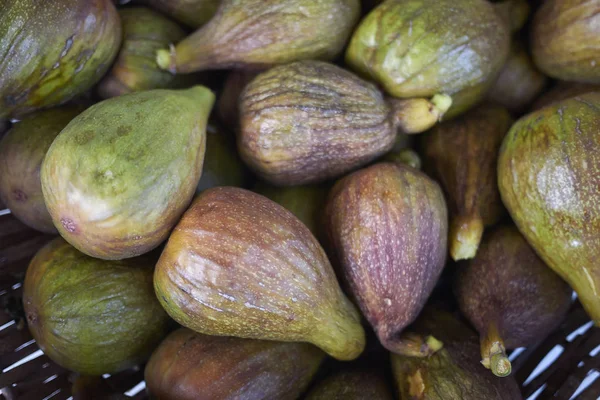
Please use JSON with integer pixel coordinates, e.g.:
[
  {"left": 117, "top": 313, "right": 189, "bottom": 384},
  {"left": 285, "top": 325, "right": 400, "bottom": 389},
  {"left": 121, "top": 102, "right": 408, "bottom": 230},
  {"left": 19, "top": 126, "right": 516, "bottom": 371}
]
[
  {"left": 142, "top": 0, "right": 220, "bottom": 28},
  {"left": 154, "top": 187, "right": 366, "bottom": 361},
  {"left": 531, "top": 0, "right": 600, "bottom": 83},
  {"left": 41, "top": 86, "right": 215, "bottom": 260},
  {"left": 422, "top": 103, "right": 512, "bottom": 261},
  {"left": 345, "top": 0, "right": 510, "bottom": 119},
  {"left": 145, "top": 328, "right": 325, "bottom": 400},
  {"left": 155, "top": 0, "right": 361, "bottom": 73},
  {"left": 0, "top": 0, "right": 121, "bottom": 119},
  {"left": 498, "top": 92, "right": 600, "bottom": 325},
  {"left": 531, "top": 81, "right": 600, "bottom": 111},
  {"left": 23, "top": 238, "right": 170, "bottom": 375},
  {"left": 239, "top": 61, "right": 396, "bottom": 186},
  {"left": 0, "top": 106, "right": 83, "bottom": 233},
  {"left": 325, "top": 163, "right": 448, "bottom": 355},
  {"left": 305, "top": 368, "right": 393, "bottom": 400}
]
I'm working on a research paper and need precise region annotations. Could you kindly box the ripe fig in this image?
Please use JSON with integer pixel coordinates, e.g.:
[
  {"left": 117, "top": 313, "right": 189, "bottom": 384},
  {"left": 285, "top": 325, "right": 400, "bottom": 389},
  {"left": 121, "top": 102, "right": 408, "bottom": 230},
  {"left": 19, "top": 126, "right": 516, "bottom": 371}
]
[
  {"left": 498, "top": 92, "right": 600, "bottom": 324},
  {"left": 382, "top": 148, "right": 422, "bottom": 170},
  {"left": 345, "top": 0, "right": 510, "bottom": 120},
  {"left": 238, "top": 61, "right": 398, "bottom": 186},
  {"left": 98, "top": 7, "right": 195, "bottom": 98},
  {"left": 145, "top": 328, "right": 325, "bottom": 400},
  {"left": 154, "top": 187, "right": 366, "bottom": 361},
  {"left": 305, "top": 367, "right": 393, "bottom": 400},
  {"left": 531, "top": 81, "right": 600, "bottom": 111},
  {"left": 325, "top": 162, "right": 448, "bottom": 356},
  {"left": 455, "top": 225, "right": 572, "bottom": 377},
  {"left": 41, "top": 86, "right": 215, "bottom": 260},
  {"left": 531, "top": 0, "right": 600, "bottom": 83},
  {"left": 0, "top": 106, "right": 83, "bottom": 233},
  {"left": 23, "top": 238, "right": 170, "bottom": 375},
  {"left": 0, "top": 0, "right": 121, "bottom": 119},
  {"left": 422, "top": 103, "right": 512, "bottom": 261},
  {"left": 217, "top": 70, "right": 260, "bottom": 133},
  {"left": 155, "top": 0, "right": 361, "bottom": 73},
  {"left": 142, "top": 0, "right": 220, "bottom": 28}
]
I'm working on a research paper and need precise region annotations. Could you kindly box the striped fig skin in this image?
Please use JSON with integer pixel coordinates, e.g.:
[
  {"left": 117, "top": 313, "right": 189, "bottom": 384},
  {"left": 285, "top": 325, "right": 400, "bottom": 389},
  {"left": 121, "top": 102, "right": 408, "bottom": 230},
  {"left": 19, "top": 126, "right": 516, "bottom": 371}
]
[
  {"left": 325, "top": 163, "right": 448, "bottom": 354},
  {"left": 239, "top": 61, "right": 396, "bottom": 186}
]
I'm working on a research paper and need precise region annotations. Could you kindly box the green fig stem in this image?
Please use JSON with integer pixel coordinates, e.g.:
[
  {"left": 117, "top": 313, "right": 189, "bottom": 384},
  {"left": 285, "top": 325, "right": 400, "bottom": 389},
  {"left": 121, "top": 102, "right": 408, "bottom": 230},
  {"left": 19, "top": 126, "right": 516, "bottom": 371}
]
[
  {"left": 387, "top": 332, "right": 444, "bottom": 357},
  {"left": 480, "top": 323, "right": 512, "bottom": 377},
  {"left": 383, "top": 148, "right": 422, "bottom": 170},
  {"left": 156, "top": 44, "right": 177, "bottom": 74},
  {"left": 389, "top": 94, "right": 453, "bottom": 134},
  {"left": 493, "top": 0, "right": 530, "bottom": 33},
  {"left": 449, "top": 214, "right": 484, "bottom": 261}
]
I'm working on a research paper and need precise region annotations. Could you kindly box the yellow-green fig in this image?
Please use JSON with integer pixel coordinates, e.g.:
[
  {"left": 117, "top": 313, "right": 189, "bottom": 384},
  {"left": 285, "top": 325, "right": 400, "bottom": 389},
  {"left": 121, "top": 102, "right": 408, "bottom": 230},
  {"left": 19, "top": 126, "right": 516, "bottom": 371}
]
[{"left": 142, "top": 0, "right": 220, "bottom": 28}]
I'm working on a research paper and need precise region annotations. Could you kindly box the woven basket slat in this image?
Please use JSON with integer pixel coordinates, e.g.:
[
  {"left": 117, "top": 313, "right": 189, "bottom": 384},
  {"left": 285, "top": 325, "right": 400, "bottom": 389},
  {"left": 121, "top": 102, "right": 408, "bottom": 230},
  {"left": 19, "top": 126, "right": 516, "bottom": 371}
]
[
  {"left": 16, "top": 372, "right": 70, "bottom": 400},
  {"left": 553, "top": 355, "right": 600, "bottom": 399},
  {"left": 0, "top": 341, "right": 39, "bottom": 372},
  {"left": 0, "top": 355, "right": 64, "bottom": 389},
  {"left": 104, "top": 368, "right": 145, "bottom": 393},
  {"left": 0, "top": 328, "right": 32, "bottom": 357},
  {"left": 578, "top": 376, "right": 600, "bottom": 400},
  {"left": 0, "top": 235, "right": 54, "bottom": 275}
]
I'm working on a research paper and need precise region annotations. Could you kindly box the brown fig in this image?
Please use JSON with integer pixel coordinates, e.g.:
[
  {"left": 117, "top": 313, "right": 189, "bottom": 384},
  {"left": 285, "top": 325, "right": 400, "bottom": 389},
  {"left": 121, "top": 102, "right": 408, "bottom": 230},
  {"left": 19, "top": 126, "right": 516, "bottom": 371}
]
[
  {"left": 531, "top": 81, "right": 600, "bottom": 111},
  {"left": 455, "top": 225, "right": 572, "bottom": 377},
  {"left": 305, "top": 367, "right": 394, "bottom": 400},
  {"left": 154, "top": 187, "right": 366, "bottom": 361},
  {"left": 142, "top": 0, "right": 220, "bottom": 28},
  {"left": 217, "top": 70, "right": 260, "bottom": 133},
  {"left": 239, "top": 61, "right": 398, "bottom": 186},
  {"left": 325, "top": 162, "right": 448, "bottom": 356},
  {"left": 422, "top": 103, "right": 512, "bottom": 261},
  {"left": 145, "top": 328, "right": 325, "bottom": 400}
]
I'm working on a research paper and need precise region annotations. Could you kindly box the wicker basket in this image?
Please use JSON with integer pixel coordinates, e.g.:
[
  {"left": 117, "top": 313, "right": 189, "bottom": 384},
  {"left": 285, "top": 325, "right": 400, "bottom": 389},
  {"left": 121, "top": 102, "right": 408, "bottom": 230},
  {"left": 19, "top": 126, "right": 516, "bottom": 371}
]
[{"left": 0, "top": 210, "right": 598, "bottom": 399}]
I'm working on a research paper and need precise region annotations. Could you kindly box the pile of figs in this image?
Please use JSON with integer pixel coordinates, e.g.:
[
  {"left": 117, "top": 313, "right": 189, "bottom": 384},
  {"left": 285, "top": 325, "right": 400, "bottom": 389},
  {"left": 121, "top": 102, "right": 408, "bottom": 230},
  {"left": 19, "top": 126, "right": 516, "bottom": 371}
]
[{"left": 1, "top": 0, "right": 599, "bottom": 398}]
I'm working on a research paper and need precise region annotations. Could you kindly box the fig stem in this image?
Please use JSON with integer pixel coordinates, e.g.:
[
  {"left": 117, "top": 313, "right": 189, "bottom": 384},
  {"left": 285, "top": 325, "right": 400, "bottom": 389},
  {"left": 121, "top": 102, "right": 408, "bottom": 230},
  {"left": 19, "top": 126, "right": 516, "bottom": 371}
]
[
  {"left": 389, "top": 94, "right": 453, "bottom": 134},
  {"left": 384, "top": 148, "right": 422, "bottom": 170},
  {"left": 156, "top": 44, "right": 177, "bottom": 74},
  {"left": 387, "top": 332, "right": 444, "bottom": 357},
  {"left": 449, "top": 214, "right": 484, "bottom": 261},
  {"left": 480, "top": 322, "right": 512, "bottom": 377}
]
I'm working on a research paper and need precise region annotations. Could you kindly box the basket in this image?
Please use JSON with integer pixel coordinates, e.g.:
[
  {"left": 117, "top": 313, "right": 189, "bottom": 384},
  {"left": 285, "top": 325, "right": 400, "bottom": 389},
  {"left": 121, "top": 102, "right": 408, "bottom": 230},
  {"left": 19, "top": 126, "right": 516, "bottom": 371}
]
[{"left": 0, "top": 210, "right": 598, "bottom": 399}]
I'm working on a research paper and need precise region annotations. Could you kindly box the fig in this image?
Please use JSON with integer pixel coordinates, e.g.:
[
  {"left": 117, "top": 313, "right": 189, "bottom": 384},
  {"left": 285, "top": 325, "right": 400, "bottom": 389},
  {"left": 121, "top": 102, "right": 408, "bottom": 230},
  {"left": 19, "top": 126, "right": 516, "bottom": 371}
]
[
  {"left": 217, "top": 70, "right": 260, "bottom": 133},
  {"left": 145, "top": 328, "right": 325, "bottom": 400},
  {"left": 154, "top": 187, "right": 365, "bottom": 361},
  {"left": 382, "top": 148, "right": 422, "bottom": 170},
  {"left": 421, "top": 103, "right": 512, "bottom": 261},
  {"left": 531, "top": 81, "right": 600, "bottom": 111},
  {"left": 492, "top": 0, "right": 530, "bottom": 33},
  {"left": 531, "top": 0, "right": 600, "bottom": 83},
  {"left": 142, "top": 0, "right": 220, "bottom": 28},
  {"left": 391, "top": 308, "right": 522, "bottom": 400},
  {"left": 325, "top": 162, "right": 448, "bottom": 355},
  {"left": 455, "top": 225, "right": 572, "bottom": 377},
  {"left": 487, "top": 40, "right": 548, "bottom": 115},
  {"left": 0, "top": 0, "right": 121, "bottom": 119},
  {"left": 0, "top": 106, "right": 83, "bottom": 233},
  {"left": 23, "top": 238, "right": 170, "bottom": 375},
  {"left": 41, "top": 86, "right": 215, "bottom": 260},
  {"left": 238, "top": 61, "right": 398, "bottom": 186},
  {"left": 98, "top": 7, "right": 195, "bottom": 98},
  {"left": 498, "top": 92, "right": 600, "bottom": 324},
  {"left": 345, "top": 0, "right": 510, "bottom": 120},
  {"left": 155, "top": 0, "right": 361, "bottom": 73},
  {"left": 305, "top": 367, "right": 393, "bottom": 400}
]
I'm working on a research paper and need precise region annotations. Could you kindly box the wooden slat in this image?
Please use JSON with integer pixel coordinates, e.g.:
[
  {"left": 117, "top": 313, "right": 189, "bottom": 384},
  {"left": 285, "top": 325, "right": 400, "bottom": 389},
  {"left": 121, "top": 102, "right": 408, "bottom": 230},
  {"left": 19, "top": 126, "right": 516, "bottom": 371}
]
[
  {"left": 0, "top": 356, "right": 64, "bottom": 388},
  {"left": 578, "top": 376, "right": 600, "bottom": 400},
  {"left": 553, "top": 355, "right": 600, "bottom": 399},
  {"left": 17, "top": 373, "right": 71, "bottom": 400}
]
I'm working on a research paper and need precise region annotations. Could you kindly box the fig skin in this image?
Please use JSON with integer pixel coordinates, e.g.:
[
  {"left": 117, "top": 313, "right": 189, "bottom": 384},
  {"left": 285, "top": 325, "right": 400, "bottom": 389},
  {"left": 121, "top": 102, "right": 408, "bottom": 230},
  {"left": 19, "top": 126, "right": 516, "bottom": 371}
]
[
  {"left": 155, "top": 0, "right": 361, "bottom": 73},
  {"left": 217, "top": 70, "right": 260, "bottom": 133},
  {"left": 422, "top": 103, "right": 512, "bottom": 261},
  {"left": 455, "top": 225, "right": 572, "bottom": 377},
  {"left": 498, "top": 92, "right": 600, "bottom": 325},
  {"left": 239, "top": 61, "right": 397, "bottom": 186},
  {"left": 41, "top": 86, "right": 215, "bottom": 260},
  {"left": 305, "top": 367, "right": 393, "bottom": 400},
  {"left": 98, "top": 7, "right": 195, "bottom": 99},
  {"left": 142, "top": 0, "right": 220, "bottom": 28},
  {"left": 154, "top": 187, "right": 366, "bottom": 361},
  {"left": 325, "top": 162, "right": 448, "bottom": 356},
  {"left": 531, "top": 81, "right": 600, "bottom": 111},
  {"left": 0, "top": 0, "right": 121, "bottom": 119},
  {"left": 0, "top": 106, "right": 83, "bottom": 233},
  {"left": 345, "top": 0, "right": 510, "bottom": 119},
  {"left": 23, "top": 238, "right": 171, "bottom": 375},
  {"left": 145, "top": 328, "right": 325, "bottom": 400},
  {"left": 531, "top": 0, "right": 600, "bottom": 83},
  {"left": 382, "top": 148, "right": 422, "bottom": 170}
]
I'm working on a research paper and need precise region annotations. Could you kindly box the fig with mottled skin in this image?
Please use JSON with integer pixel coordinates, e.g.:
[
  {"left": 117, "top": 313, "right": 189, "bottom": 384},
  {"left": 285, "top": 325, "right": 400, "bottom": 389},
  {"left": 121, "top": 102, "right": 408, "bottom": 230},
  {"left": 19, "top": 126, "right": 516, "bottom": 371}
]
[
  {"left": 23, "top": 238, "right": 170, "bottom": 375},
  {"left": 498, "top": 92, "right": 600, "bottom": 325},
  {"left": 145, "top": 328, "right": 325, "bottom": 400},
  {"left": 531, "top": 81, "right": 600, "bottom": 111},
  {"left": 217, "top": 70, "right": 260, "bottom": 133},
  {"left": 422, "top": 103, "right": 512, "bottom": 261},
  {"left": 155, "top": 0, "right": 361, "bottom": 73},
  {"left": 41, "top": 86, "right": 215, "bottom": 260},
  {"left": 142, "top": 0, "right": 220, "bottom": 28},
  {"left": 305, "top": 367, "right": 393, "bottom": 400},
  {"left": 455, "top": 225, "right": 572, "bottom": 377},
  {"left": 154, "top": 187, "right": 365, "bottom": 361},
  {"left": 0, "top": 106, "right": 83, "bottom": 233},
  {"left": 0, "top": 0, "right": 121, "bottom": 119},
  {"left": 325, "top": 163, "right": 448, "bottom": 355}
]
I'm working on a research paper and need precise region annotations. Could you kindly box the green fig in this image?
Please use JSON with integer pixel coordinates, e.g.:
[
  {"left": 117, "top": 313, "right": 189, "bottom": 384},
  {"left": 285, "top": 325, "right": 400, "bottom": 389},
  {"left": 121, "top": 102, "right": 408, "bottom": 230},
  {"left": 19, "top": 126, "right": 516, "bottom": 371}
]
[
  {"left": 145, "top": 328, "right": 325, "bottom": 400},
  {"left": 0, "top": 0, "right": 121, "bottom": 119},
  {"left": 345, "top": 0, "right": 510, "bottom": 121},
  {"left": 41, "top": 86, "right": 215, "bottom": 260},
  {"left": 305, "top": 367, "right": 393, "bottom": 400},
  {"left": 155, "top": 0, "right": 361, "bottom": 73},
  {"left": 217, "top": 70, "right": 260, "bottom": 133},
  {"left": 422, "top": 103, "right": 512, "bottom": 261},
  {"left": 531, "top": 81, "right": 600, "bottom": 111},
  {"left": 391, "top": 308, "right": 522, "bottom": 400},
  {"left": 325, "top": 162, "right": 448, "bottom": 355},
  {"left": 239, "top": 61, "right": 398, "bottom": 186},
  {"left": 98, "top": 8, "right": 195, "bottom": 99},
  {"left": 531, "top": 0, "right": 600, "bottom": 83},
  {"left": 455, "top": 225, "right": 572, "bottom": 377},
  {"left": 0, "top": 106, "right": 83, "bottom": 233},
  {"left": 382, "top": 148, "right": 422, "bottom": 170},
  {"left": 142, "top": 0, "right": 220, "bottom": 28},
  {"left": 154, "top": 187, "right": 366, "bottom": 361},
  {"left": 498, "top": 92, "right": 600, "bottom": 325},
  {"left": 23, "top": 238, "right": 170, "bottom": 375}
]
